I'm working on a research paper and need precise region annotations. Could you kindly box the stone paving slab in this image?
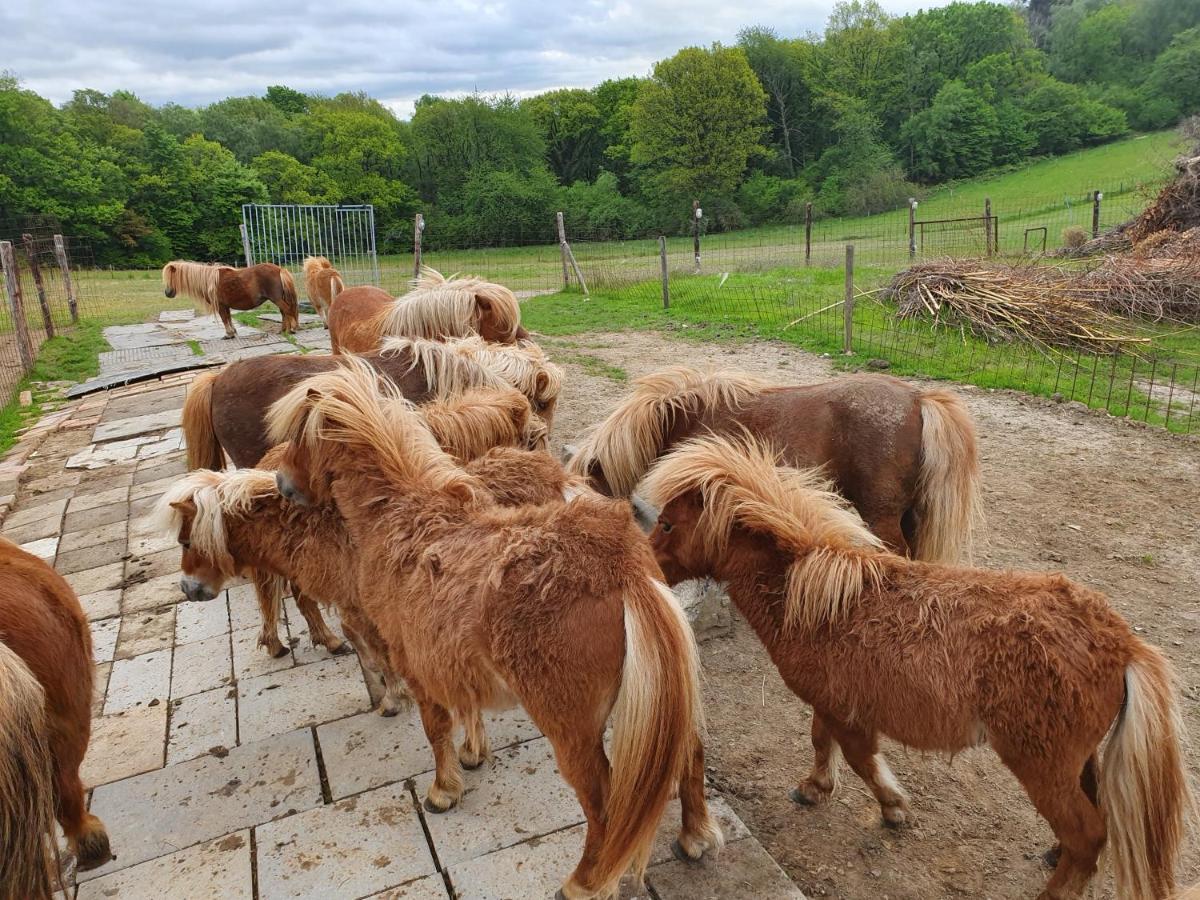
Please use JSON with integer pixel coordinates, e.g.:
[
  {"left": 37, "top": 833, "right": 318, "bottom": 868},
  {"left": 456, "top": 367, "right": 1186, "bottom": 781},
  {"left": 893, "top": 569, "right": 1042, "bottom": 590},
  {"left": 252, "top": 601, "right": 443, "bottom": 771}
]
[
  {"left": 171, "top": 632, "right": 234, "bottom": 698},
  {"left": 79, "top": 588, "right": 122, "bottom": 621},
  {"left": 84, "top": 728, "right": 323, "bottom": 879},
  {"left": 93, "top": 408, "right": 183, "bottom": 443},
  {"left": 60, "top": 519, "right": 127, "bottom": 553},
  {"left": 176, "top": 596, "right": 231, "bottom": 644},
  {"left": 75, "top": 830, "right": 253, "bottom": 900},
  {"left": 237, "top": 654, "right": 372, "bottom": 743},
  {"left": 104, "top": 649, "right": 171, "bottom": 714},
  {"left": 91, "top": 617, "right": 119, "bottom": 663},
  {"left": 363, "top": 875, "right": 451, "bottom": 899},
  {"left": 20, "top": 534, "right": 59, "bottom": 561},
  {"left": 82, "top": 705, "right": 167, "bottom": 787},
  {"left": 67, "top": 560, "right": 125, "bottom": 596},
  {"left": 114, "top": 606, "right": 176, "bottom": 659},
  {"left": 168, "top": 687, "right": 238, "bottom": 765},
  {"left": 123, "top": 572, "right": 184, "bottom": 614}
]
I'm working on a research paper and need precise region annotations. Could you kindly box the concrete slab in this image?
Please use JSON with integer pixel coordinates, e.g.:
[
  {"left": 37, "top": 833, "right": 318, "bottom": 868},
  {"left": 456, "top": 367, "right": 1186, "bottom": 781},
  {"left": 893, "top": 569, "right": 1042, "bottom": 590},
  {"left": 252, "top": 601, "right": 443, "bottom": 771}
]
[
  {"left": 255, "top": 785, "right": 436, "bottom": 900},
  {"left": 446, "top": 823, "right": 583, "bottom": 900},
  {"left": 63, "top": 501, "right": 128, "bottom": 533},
  {"left": 75, "top": 829, "right": 252, "bottom": 900},
  {"left": 362, "top": 875, "right": 451, "bottom": 899},
  {"left": 115, "top": 606, "right": 176, "bottom": 659},
  {"left": 93, "top": 409, "right": 183, "bottom": 443},
  {"left": 3, "top": 496, "right": 67, "bottom": 530},
  {"left": 104, "top": 649, "right": 172, "bottom": 714},
  {"left": 67, "top": 360, "right": 222, "bottom": 399},
  {"left": 227, "top": 583, "right": 264, "bottom": 631},
  {"left": 66, "top": 437, "right": 148, "bottom": 469},
  {"left": 128, "top": 545, "right": 182, "bottom": 581},
  {"left": 59, "top": 519, "right": 127, "bottom": 553},
  {"left": 91, "top": 617, "right": 120, "bottom": 663},
  {"left": 57, "top": 539, "right": 127, "bottom": 575},
  {"left": 647, "top": 836, "right": 807, "bottom": 900},
  {"left": 93, "top": 661, "right": 111, "bottom": 716},
  {"left": 237, "top": 654, "right": 371, "bottom": 744},
  {"left": 83, "top": 728, "right": 322, "bottom": 878},
  {"left": 133, "top": 456, "right": 187, "bottom": 485},
  {"left": 123, "top": 572, "right": 183, "bottom": 614},
  {"left": 102, "top": 387, "right": 186, "bottom": 423},
  {"left": 168, "top": 687, "right": 238, "bottom": 765},
  {"left": 20, "top": 534, "right": 59, "bottom": 561},
  {"left": 66, "top": 561, "right": 125, "bottom": 596},
  {"left": 172, "top": 633, "right": 233, "bottom": 699},
  {"left": 81, "top": 705, "right": 167, "bottom": 787},
  {"left": 231, "top": 626, "right": 293, "bottom": 680},
  {"left": 175, "top": 597, "right": 230, "bottom": 645},
  {"left": 79, "top": 588, "right": 122, "bottom": 621},
  {"left": 67, "top": 484, "right": 131, "bottom": 513},
  {"left": 3, "top": 512, "right": 64, "bottom": 544}
]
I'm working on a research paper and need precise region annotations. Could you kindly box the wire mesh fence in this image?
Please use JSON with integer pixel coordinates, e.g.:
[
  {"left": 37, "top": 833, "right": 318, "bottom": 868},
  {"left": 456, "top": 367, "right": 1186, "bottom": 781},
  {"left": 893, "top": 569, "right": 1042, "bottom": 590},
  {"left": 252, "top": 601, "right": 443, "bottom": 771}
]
[{"left": 241, "top": 204, "right": 381, "bottom": 287}]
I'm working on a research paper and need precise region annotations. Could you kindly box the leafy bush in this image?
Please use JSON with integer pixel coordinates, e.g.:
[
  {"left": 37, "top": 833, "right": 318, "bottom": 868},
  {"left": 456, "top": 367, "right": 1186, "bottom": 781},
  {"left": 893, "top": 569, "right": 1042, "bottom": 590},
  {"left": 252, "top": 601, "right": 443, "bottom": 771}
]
[
  {"left": 736, "top": 173, "right": 810, "bottom": 225},
  {"left": 560, "top": 173, "right": 654, "bottom": 239}
]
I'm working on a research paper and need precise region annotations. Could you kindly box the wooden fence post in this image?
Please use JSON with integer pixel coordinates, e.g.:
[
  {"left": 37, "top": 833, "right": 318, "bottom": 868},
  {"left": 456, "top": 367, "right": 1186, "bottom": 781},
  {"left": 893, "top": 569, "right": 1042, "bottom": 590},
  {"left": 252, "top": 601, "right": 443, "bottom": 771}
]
[
  {"left": 691, "top": 200, "right": 702, "bottom": 274},
  {"left": 659, "top": 236, "right": 670, "bottom": 309},
  {"left": 908, "top": 199, "right": 917, "bottom": 259},
  {"left": 0, "top": 241, "right": 35, "bottom": 372},
  {"left": 21, "top": 235, "right": 54, "bottom": 339},
  {"left": 843, "top": 244, "right": 855, "bottom": 356},
  {"left": 804, "top": 202, "right": 813, "bottom": 266},
  {"left": 1092, "top": 190, "right": 1102, "bottom": 239},
  {"left": 556, "top": 212, "right": 570, "bottom": 290},
  {"left": 53, "top": 235, "right": 79, "bottom": 323},
  {"left": 412, "top": 213, "right": 425, "bottom": 279},
  {"left": 240, "top": 223, "right": 254, "bottom": 267},
  {"left": 984, "top": 198, "right": 993, "bottom": 257}
]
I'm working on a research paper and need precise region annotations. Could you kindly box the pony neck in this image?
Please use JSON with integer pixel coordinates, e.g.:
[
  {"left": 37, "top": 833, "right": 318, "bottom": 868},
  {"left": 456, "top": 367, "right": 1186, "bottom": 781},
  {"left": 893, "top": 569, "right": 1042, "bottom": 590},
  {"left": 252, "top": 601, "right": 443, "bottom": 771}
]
[
  {"left": 709, "top": 529, "right": 800, "bottom": 646},
  {"left": 224, "top": 494, "right": 350, "bottom": 599}
]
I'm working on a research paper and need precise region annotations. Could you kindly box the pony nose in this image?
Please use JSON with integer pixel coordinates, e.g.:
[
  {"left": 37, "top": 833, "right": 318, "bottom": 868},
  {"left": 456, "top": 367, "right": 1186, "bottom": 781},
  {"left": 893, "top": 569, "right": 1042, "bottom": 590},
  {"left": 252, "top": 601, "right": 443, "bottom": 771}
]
[
  {"left": 276, "top": 471, "right": 308, "bottom": 506},
  {"left": 179, "top": 576, "right": 215, "bottom": 603},
  {"left": 164, "top": 288, "right": 176, "bottom": 298}
]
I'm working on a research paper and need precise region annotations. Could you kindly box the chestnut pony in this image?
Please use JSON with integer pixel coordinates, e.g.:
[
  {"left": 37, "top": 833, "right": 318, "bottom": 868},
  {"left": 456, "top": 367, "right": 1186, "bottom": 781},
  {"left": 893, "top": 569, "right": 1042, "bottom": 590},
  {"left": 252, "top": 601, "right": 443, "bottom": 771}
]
[
  {"left": 162, "top": 260, "right": 299, "bottom": 338},
  {"left": 644, "top": 434, "right": 1191, "bottom": 900},
  {"left": 182, "top": 336, "right": 562, "bottom": 471},
  {"left": 0, "top": 538, "right": 112, "bottom": 882},
  {"left": 301, "top": 256, "right": 343, "bottom": 324},
  {"left": 327, "top": 267, "right": 527, "bottom": 354},
  {"left": 266, "top": 361, "right": 720, "bottom": 899},
  {"left": 568, "top": 367, "right": 981, "bottom": 562}
]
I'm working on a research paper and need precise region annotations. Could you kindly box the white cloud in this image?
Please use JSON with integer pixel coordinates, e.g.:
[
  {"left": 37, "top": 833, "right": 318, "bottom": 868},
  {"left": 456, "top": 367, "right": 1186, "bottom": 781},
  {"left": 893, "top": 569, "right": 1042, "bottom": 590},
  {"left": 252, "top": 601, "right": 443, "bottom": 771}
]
[{"left": 3, "top": 0, "right": 955, "bottom": 118}]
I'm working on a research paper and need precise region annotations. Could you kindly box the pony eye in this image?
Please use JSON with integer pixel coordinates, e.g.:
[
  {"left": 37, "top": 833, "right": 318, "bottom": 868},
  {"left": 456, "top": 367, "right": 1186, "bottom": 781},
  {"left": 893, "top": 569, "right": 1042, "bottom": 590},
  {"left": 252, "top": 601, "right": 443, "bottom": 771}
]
[{"left": 659, "top": 520, "right": 673, "bottom": 534}]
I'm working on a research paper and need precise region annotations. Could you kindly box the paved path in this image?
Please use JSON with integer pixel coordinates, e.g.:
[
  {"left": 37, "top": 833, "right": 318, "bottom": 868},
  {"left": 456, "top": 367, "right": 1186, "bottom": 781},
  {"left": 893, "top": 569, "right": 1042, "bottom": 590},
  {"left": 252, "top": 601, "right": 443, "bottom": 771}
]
[{"left": 0, "top": 311, "right": 804, "bottom": 900}]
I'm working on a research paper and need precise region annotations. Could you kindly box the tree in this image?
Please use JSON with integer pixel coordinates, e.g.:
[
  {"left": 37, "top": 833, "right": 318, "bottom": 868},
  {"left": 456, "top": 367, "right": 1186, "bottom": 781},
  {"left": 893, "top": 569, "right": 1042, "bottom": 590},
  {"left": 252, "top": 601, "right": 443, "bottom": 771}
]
[
  {"left": 250, "top": 150, "right": 337, "bottom": 204},
  {"left": 901, "top": 81, "right": 1000, "bottom": 181},
  {"left": 629, "top": 44, "right": 768, "bottom": 217},
  {"left": 592, "top": 78, "right": 641, "bottom": 189},
  {"left": 198, "top": 97, "right": 300, "bottom": 163},
  {"left": 1023, "top": 78, "right": 1127, "bottom": 154},
  {"left": 523, "top": 89, "right": 604, "bottom": 185},
  {"left": 738, "top": 27, "right": 823, "bottom": 174},
  {"left": 265, "top": 85, "right": 309, "bottom": 116},
  {"left": 1142, "top": 27, "right": 1200, "bottom": 121},
  {"left": 819, "top": 1, "right": 905, "bottom": 126}
]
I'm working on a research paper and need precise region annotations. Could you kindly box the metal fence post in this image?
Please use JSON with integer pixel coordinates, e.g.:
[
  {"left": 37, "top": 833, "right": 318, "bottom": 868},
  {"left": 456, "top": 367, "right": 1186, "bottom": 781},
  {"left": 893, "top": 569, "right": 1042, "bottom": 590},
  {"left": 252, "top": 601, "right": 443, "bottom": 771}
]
[
  {"left": 240, "top": 223, "right": 254, "bottom": 267},
  {"left": 908, "top": 199, "right": 917, "bottom": 259},
  {"left": 0, "top": 241, "right": 35, "bottom": 371},
  {"left": 21, "top": 235, "right": 54, "bottom": 339},
  {"left": 53, "top": 235, "right": 79, "bottom": 323},
  {"left": 804, "top": 202, "right": 813, "bottom": 266},
  {"left": 691, "top": 200, "right": 701, "bottom": 274},
  {"left": 659, "top": 236, "right": 670, "bottom": 309},
  {"left": 556, "top": 212, "right": 570, "bottom": 290},
  {"left": 1092, "top": 190, "right": 1102, "bottom": 239},
  {"left": 984, "top": 198, "right": 993, "bottom": 257},
  {"left": 843, "top": 244, "right": 855, "bottom": 356},
  {"left": 413, "top": 213, "right": 425, "bottom": 279}
]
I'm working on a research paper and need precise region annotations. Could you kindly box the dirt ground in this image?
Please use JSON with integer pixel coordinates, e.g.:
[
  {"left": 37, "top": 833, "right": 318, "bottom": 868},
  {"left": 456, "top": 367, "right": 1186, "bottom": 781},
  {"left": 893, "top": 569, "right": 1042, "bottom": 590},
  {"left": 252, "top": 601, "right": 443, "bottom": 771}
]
[{"left": 539, "top": 330, "right": 1200, "bottom": 899}]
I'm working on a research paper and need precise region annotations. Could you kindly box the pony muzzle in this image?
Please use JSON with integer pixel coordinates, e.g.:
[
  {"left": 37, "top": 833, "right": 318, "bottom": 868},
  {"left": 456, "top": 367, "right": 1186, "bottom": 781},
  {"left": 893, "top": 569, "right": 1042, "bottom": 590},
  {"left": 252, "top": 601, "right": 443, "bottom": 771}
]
[
  {"left": 164, "top": 287, "right": 176, "bottom": 298},
  {"left": 275, "top": 471, "right": 310, "bottom": 506},
  {"left": 180, "top": 575, "right": 217, "bottom": 603},
  {"left": 630, "top": 493, "right": 659, "bottom": 534}
]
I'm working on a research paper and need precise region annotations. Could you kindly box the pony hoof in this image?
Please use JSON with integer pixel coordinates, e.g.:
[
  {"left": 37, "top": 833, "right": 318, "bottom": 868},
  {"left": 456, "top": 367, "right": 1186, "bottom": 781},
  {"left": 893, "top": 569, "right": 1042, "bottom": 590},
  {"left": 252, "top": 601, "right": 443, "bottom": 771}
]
[
  {"left": 670, "top": 839, "right": 702, "bottom": 864},
  {"left": 423, "top": 796, "right": 456, "bottom": 815},
  {"left": 74, "top": 830, "right": 114, "bottom": 871},
  {"left": 269, "top": 644, "right": 289, "bottom": 659},
  {"left": 327, "top": 641, "right": 352, "bottom": 656},
  {"left": 789, "top": 787, "right": 818, "bottom": 807},
  {"left": 377, "top": 703, "right": 400, "bottom": 718},
  {"left": 461, "top": 756, "right": 484, "bottom": 771},
  {"left": 554, "top": 892, "right": 567, "bottom": 900},
  {"left": 881, "top": 811, "right": 908, "bottom": 830},
  {"left": 1042, "top": 846, "right": 1060, "bottom": 869}
]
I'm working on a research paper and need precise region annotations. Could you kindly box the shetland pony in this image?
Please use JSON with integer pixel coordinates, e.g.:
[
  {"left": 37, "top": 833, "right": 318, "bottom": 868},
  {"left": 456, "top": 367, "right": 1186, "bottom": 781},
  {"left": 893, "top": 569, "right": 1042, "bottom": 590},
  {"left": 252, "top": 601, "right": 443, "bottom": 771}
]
[
  {"left": 302, "top": 256, "right": 343, "bottom": 324},
  {"left": 643, "top": 434, "right": 1191, "bottom": 900},
  {"left": 182, "top": 337, "right": 563, "bottom": 470},
  {"left": 328, "top": 266, "right": 527, "bottom": 354},
  {"left": 265, "top": 361, "right": 720, "bottom": 899},
  {"left": 569, "top": 366, "right": 981, "bottom": 563},
  {"left": 0, "top": 539, "right": 112, "bottom": 875},
  {"left": 162, "top": 260, "right": 299, "bottom": 338}
]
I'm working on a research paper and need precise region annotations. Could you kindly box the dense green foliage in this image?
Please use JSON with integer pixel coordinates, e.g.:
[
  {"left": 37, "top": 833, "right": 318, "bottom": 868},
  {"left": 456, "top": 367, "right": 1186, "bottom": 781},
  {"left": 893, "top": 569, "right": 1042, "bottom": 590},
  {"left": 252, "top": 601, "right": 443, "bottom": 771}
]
[{"left": 2, "top": 0, "right": 1196, "bottom": 262}]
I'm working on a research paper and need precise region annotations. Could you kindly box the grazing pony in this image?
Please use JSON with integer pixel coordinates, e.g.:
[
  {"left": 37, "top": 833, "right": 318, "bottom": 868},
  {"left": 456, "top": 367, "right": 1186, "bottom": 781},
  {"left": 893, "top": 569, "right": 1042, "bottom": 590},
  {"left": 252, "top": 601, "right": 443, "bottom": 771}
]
[
  {"left": 569, "top": 366, "right": 981, "bottom": 563},
  {"left": 302, "top": 256, "right": 344, "bottom": 324},
  {"left": 182, "top": 336, "right": 563, "bottom": 470},
  {"left": 0, "top": 539, "right": 112, "bottom": 875},
  {"left": 328, "top": 267, "right": 527, "bottom": 354},
  {"left": 162, "top": 260, "right": 299, "bottom": 338},
  {"left": 266, "top": 362, "right": 720, "bottom": 899},
  {"left": 643, "top": 434, "right": 1191, "bottom": 900}
]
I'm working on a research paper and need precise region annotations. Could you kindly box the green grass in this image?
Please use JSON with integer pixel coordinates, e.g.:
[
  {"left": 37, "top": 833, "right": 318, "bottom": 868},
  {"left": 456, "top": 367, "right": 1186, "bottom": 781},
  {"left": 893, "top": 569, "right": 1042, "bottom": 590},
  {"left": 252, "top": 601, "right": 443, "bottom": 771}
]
[{"left": 541, "top": 339, "right": 629, "bottom": 381}]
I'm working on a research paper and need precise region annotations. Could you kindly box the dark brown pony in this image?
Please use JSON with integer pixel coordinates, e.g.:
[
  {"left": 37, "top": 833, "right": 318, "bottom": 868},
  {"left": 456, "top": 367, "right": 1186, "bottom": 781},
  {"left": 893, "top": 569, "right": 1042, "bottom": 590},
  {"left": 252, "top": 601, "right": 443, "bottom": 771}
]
[
  {"left": 0, "top": 539, "right": 112, "bottom": 881},
  {"left": 569, "top": 367, "right": 981, "bottom": 563},
  {"left": 181, "top": 337, "right": 562, "bottom": 470},
  {"left": 644, "top": 434, "right": 1191, "bottom": 900},
  {"left": 265, "top": 361, "right": 720, "bottom": 899},
  {"left": 162, "top": 260, "right": 299, "bottom": 338},
  {"left": 327, "top": 267, "right": 527, "bottom": 354}
]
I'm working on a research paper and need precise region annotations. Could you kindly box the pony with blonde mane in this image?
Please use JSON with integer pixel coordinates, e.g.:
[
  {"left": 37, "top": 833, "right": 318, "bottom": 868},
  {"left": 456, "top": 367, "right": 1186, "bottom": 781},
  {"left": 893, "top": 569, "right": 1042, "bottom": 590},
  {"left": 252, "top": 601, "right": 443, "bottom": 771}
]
[
  {"left": 266, "top": 360, "right": 720, "bottom": 899},
  {"left": 302, "top": 256, "right": 344, "bottom": 324},
  {"left": 162, "top": 260, "right": 299, "bottom": 338},
  {"left": 328, "top": 266, "right": 527, "bottom": 354},
  {"left": 569, "top": 366, "right": 981, "bottom": 563},
  {"left": 644, "top": 433, "right": 1191, "bottom": 900}
]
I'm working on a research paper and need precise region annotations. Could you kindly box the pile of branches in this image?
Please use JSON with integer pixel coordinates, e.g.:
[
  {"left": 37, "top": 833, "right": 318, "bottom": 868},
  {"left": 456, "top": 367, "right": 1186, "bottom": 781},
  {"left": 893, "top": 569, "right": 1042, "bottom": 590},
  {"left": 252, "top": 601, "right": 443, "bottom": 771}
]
[
  {"left": 1131, "top": 226, "right": 1200, "bottom": 259},
  {"left": 1085, "top": 253, "right": 1200, "bottom": 322},
  {"left": 1127, "top": 153, "right": 1200, "bottom": 242},
  {"left": 886, "top": 261, "right": 1150, "bottom": 355}
]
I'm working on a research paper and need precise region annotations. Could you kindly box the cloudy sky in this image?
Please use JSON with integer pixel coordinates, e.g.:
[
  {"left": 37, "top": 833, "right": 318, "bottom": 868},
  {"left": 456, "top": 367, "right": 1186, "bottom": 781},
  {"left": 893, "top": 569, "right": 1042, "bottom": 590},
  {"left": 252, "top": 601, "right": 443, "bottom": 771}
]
[{"left": 5, "top": 0, "right": 954, "bottom": 118}]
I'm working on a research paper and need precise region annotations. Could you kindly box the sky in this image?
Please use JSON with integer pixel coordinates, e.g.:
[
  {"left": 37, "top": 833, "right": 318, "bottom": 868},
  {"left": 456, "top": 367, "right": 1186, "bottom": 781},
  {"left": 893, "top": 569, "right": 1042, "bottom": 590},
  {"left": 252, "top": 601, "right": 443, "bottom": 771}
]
[{"left": 3, "top": 0, "right": 955, "bottom": 118}]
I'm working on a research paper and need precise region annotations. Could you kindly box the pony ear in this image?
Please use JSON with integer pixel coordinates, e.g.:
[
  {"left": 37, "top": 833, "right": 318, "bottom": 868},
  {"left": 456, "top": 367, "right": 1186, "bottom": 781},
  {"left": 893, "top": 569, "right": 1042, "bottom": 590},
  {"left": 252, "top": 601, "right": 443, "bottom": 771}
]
[
  {"left": 475, "top": 295, "right": 493, "bottom": 312},
  {"left": 535, "top": 372, "right": 549, "bottom": 393},
  {"left": 169, "top": 498, "right": 196, "bottom": 515}
]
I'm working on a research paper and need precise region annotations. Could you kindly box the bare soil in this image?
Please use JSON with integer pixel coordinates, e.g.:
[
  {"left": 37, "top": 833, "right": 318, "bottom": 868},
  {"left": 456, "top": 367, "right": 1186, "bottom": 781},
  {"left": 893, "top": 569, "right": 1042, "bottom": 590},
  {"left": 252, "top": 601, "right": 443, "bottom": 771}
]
[{"left": 540, "top": 330, "right": 1200, "bottom": 899}]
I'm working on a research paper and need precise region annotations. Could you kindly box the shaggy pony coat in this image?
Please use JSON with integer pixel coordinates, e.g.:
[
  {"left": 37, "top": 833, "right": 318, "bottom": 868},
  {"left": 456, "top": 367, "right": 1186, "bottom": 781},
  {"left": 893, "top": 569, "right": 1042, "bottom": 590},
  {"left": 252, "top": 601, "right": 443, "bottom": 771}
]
[
  {"left": 302, "top": 256, "right": 344, "bottom": 324},
  {"left": 162, "top": 260, "right": 299, "bottom": 337}
]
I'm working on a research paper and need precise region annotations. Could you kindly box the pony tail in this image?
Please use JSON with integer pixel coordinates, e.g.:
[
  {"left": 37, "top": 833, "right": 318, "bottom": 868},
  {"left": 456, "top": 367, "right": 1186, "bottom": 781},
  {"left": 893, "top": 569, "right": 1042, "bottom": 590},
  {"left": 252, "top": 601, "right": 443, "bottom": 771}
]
[
  {"left": 182, "top": 372, "right": 226, "bottom": 471},
  {"left": 1101, "top": 642, "right": 1193, "bottom": 900},
  {"left": 278, "top": 268, "right": 300, "bottom": 333},
  {"left": 589, "top": 579, "right": 716, "bottom": 896},
  {"left": 913, "top": 389, "right": 983, "bottom": 564},
  {"left": 0, "top": 643, "right": 58, "bottom": 900}
]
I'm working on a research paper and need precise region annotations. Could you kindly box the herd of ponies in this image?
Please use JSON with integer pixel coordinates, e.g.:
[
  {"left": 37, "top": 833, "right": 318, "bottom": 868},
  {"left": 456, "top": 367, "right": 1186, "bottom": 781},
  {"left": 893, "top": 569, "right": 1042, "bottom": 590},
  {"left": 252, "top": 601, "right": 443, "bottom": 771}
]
[{"left": 0, "top": 257, "right": 1194, "bottom": 900}]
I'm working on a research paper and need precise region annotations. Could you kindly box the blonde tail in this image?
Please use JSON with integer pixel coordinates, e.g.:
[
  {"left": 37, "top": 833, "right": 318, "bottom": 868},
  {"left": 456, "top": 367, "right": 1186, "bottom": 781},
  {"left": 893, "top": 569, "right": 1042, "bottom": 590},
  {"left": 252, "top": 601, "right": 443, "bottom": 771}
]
[
  {"left": 279, "top": 268, "right": 300, "bottom": 332},
  {"left": 0, "top": 643, "right": 58, "bottom": 900},
  {"left": 913, "top": 389, "right": 982, "bottom": 563},
  {"left": 182, "top": 371, "right": 226, "bottom": 471},
  {"left": 1101, "top": 644, "right": 1192, "bottom": 900}
]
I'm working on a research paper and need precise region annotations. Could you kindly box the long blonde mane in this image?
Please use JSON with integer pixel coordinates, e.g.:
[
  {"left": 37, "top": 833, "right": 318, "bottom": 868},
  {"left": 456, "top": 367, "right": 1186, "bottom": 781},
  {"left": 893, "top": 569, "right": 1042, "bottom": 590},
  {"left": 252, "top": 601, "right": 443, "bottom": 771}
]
[
  {"left": 162, "top": 260, "right": 230, "bottom": 314},
  {"left": 266, "top": 357, "right": 484, "bottom": 501},
  {"left": 153, "top": 469, "right": 278, "bottom": 575},
  {"left": 371, "top": 266, "right": 522, "bottom": 341},
  {"left": 420, "top": 386, "right": 546, "bottom": 459},
  {"left": 568, "top": 367, "right": 774, "bottom": 496},
  {"left": 642, "top": 433, "right": 885, "bottom": 630}
]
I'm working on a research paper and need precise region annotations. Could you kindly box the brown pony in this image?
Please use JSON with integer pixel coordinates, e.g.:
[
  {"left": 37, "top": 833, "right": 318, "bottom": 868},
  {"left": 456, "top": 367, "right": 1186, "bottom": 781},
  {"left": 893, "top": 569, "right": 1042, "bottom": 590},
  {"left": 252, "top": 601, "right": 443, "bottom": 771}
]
[
  {"left": 0, "top": 539, "right": 112, "bottom": 878},
  {"left": 568, "top": 366, "right": 981, "bottom": 563},
  {"left": 302, "top": 256, "right": 343, "bottom": 324},
  {"left": 162, "top": 260, "right": 299, "bottom": 338},
  {"left": 266, "top": 361, "right": 720, "bottom": 899},
  {"left": 182, "top": 336, "right": 563, "bottom": 470},
  {"left": 328, "top": 267, "right": 527, "bottom": 354},
  {"left": 643, "top": 433, "right": 1192, "bottom": 900}
]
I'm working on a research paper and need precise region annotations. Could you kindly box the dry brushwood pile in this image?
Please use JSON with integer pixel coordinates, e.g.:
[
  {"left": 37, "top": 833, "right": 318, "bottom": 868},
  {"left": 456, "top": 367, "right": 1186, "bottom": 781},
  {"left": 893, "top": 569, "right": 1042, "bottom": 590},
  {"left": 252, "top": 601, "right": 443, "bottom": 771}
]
[
  {"left": 1084, "top": 252, "right": 1200, "bottom": 322},
  {"left": 885, "top": 261, "right": 1152, "bottom": 355}
]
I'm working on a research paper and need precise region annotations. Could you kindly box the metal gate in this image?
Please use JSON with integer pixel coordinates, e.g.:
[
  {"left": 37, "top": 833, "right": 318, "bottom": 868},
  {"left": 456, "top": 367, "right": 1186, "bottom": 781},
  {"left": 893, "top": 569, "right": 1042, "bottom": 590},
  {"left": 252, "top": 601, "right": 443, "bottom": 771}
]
[{"left": 240, "top": 204, "right": 380, "bottom": 286}]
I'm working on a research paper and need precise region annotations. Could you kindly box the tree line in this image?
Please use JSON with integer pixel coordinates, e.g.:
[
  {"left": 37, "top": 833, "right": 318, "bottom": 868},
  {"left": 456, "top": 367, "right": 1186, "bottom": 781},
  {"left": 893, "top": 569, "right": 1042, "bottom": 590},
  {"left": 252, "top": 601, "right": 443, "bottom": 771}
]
[{"left": 1, "top": 0, "right": 1197, "bottom": 265}]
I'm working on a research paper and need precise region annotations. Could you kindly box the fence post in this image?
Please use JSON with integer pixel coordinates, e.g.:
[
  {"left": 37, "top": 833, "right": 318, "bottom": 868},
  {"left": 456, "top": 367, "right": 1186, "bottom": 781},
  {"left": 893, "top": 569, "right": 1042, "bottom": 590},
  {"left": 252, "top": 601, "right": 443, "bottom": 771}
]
[
  {"left": 556, "top": 212, "right": 570, "bottom": 290},
  {"left": 908, "top": 199, "right": 917, "bottom": 259},
  {"left": 21, "top": 235, "right": 55, "bottom": 339},
  {"left": 412, "top": 213, "right": 425, "bottom": 279},
  {"left": 691, "top": 200, "right": 702, "bottom": 274},
  {"left": 843, "top": 244, "right": 855, "bottom": 356},
  {"left": 1092, "top": 190, "right": 1102, "bottom": 239},
  {"left": 984, "top": 198, "right": 993, "bottom": 257},
  {"left": 53, "top": 235, "right": 79, "bottom": 323},
  {"left": 0, "top": 242, "right": 35, "bottom": 372},
  {"left": 240, "top": 223, "right": 254, "bottom": 267},
  {"left": 804, "top": 202, "right": 813, "bottom": 266},
  {"left": 659, "top": 236, "right": 670, "bottom": 310}
]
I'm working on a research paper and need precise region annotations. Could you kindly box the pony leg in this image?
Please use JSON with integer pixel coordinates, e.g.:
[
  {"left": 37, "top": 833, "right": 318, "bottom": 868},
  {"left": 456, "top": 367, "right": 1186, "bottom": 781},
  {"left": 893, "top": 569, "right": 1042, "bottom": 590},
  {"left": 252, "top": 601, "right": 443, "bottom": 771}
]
[
  {"left": 674, "top": 733, "right": 723, "bottom": 862},
  {"left": 458, "top": 709, "right": 490, "bottom": 770},
  {"left": 546, "top": 734, "right": 612, "bottom": 900},
  {"left": 827, "top": 723, "right": 910, "bottom": 827},
  {"left": 291, "top": 587, "right": 348, "bottom": 655},
  {"left": 251, "top": 571, "right": 288, "bottom": 658},
  {"left": 792, "top": 712, "right": 842, "bottom": 806},
  {"left": 217, "top": 302, "right": 236, "bottom": 339},
  {"left": 340, "top": 606, "right": 406, "bottom": 716},
  {"left": 54, "top": 750, "right": 111, "bottom": 869},
  {"left": 1042, "top": 753, "right": 1100, "bottom": 869},
  {"left": 416, "top": 699, "right": 464, "bottom": 813}
]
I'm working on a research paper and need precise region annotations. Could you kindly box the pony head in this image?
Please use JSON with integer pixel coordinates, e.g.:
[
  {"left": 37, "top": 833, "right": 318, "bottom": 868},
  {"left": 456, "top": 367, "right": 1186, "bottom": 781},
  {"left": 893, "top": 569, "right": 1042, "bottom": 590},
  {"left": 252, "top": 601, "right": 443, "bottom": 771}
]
[
  {"left": 162, "top": 262, "right": 178, "bottom": 298},
  {"left": 153, "top": 469, "right": 278, "bottom": 603},
  {"left": 420, "top": 386, "right": 546, "bottom": 459}
]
